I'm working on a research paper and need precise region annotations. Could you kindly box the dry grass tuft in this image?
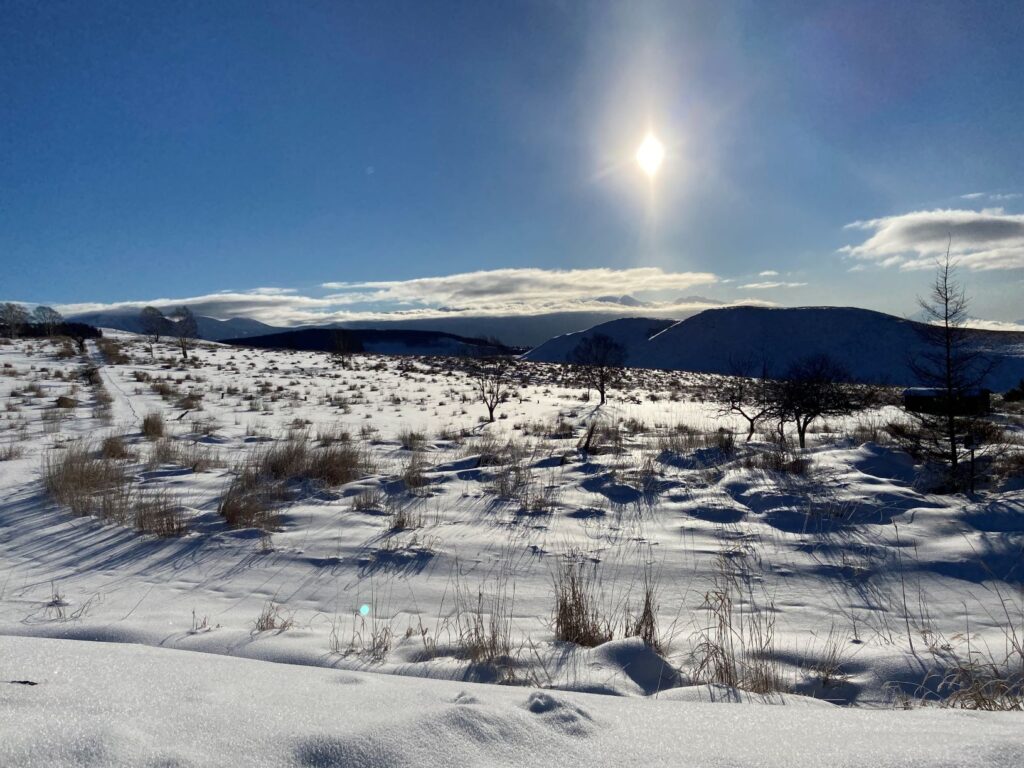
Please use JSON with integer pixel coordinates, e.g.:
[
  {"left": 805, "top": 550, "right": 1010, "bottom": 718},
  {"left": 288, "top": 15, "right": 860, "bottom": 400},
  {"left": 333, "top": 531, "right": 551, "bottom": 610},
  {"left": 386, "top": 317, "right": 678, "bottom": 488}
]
[
  {"left": 253, "top": 602, "right": 294, "bottom": 632},
  {"left": 134, "top": 490, "right": 187, "bottom": 537},
  {"left": 624, "top": 569, "right": 662, "bottom": 652},
  {"left": 43, "top": 442, "right": 129, "bottom": 518},
  {"left": 553, "top": 554, "right": 613, "bottom": 647},
  {"left": 141, "top": 412, "right": 165, "bottom": 439},
  {"left": 101, "top": 434, "right": 131, "bottom": 460}
]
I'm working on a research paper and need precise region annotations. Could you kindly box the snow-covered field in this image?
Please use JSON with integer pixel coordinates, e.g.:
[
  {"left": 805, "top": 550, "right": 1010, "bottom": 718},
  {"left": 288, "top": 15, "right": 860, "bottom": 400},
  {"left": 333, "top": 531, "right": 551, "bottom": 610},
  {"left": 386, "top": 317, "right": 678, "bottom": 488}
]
[{"left": 1, "top": 332, "right": 1022, "bottom": 765}]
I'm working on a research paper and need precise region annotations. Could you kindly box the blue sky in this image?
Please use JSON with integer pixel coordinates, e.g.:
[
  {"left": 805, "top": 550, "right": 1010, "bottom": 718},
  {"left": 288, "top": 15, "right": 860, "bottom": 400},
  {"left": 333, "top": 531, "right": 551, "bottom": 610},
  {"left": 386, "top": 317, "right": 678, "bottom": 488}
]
[{"left": 3, "top": 0, "right": 1023, "bottom": 326}]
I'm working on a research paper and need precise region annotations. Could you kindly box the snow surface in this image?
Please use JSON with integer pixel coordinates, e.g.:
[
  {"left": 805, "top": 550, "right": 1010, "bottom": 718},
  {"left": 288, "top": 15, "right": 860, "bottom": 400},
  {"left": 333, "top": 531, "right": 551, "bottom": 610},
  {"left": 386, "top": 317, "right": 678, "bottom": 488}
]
[
  {"left": 4, "top": 635, "right": 1023, "bottom": 767},
  {"left": 1, "top": 333, "right": 1022, "bottom": 763}
]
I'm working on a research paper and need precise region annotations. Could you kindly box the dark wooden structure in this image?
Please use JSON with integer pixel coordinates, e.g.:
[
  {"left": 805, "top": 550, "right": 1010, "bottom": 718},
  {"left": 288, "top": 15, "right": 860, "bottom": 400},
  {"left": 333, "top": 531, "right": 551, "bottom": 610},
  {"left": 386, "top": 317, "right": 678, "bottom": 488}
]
[{"left": 902, "top": 387, "right": 991, "bottom": 416}]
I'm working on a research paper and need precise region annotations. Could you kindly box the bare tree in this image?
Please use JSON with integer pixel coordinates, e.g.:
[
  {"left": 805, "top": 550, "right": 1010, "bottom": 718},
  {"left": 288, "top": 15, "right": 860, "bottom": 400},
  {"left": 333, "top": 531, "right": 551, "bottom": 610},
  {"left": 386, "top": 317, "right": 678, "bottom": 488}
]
[
  {"left": 140, "top": 306, "right": 170, "bottom": 356},
  {"left": 569, "top": 333, "right": 627, "bottom": 406},
  {"left": 169, "top": 306, "right": 198, "bottom": 360},
  {"left": 0, "top": 302, "right": 29, "bottom": 338},
  {"left": 718, "top": 359, "right": 773, "bottom": 442},
  {"left": 471, "top": 358, "right": 511, "bottom": 423},
  {"left": 331, "top": 329, "right": 362, "bottom": 368},
  {"left": 908, "top": 249, "right": 994, "bottom": 490},
  {"left": 769, "top": 353, "right": 863, "bottom": 450},
  {"left": 31, "top": 305, "right": 63, "bottom": 337}
]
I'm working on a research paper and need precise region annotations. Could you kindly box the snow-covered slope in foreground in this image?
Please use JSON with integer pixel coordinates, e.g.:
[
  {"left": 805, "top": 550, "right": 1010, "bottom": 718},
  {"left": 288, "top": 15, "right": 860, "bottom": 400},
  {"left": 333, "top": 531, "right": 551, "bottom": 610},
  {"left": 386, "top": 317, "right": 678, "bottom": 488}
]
[
  {"left": 4, "top": 635, "right": 1022, "bottom": 768},
  {"left": 525, "top": 306, "right": 1024, "bottom": 391}
]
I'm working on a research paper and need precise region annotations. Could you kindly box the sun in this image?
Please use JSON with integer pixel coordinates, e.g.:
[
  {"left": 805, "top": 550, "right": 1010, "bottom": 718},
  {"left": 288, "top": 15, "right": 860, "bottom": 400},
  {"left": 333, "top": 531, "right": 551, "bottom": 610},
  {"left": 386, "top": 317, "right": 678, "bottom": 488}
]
[{"left": 635, "top": 132, "right": 665, "bottom": 178}]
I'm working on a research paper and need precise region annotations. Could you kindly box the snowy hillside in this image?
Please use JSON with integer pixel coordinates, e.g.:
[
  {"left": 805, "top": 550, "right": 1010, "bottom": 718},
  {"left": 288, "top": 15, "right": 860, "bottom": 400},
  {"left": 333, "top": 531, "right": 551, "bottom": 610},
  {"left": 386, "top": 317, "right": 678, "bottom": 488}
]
[
  {"left": 526, "top": 306, "right": 1024, "bottom": 391},
  {"left": 523, "top": 316, "right": 676, "bottom": 365},
  {"left": 1, "top": 332, "right": 1022, "bottom": 764}
]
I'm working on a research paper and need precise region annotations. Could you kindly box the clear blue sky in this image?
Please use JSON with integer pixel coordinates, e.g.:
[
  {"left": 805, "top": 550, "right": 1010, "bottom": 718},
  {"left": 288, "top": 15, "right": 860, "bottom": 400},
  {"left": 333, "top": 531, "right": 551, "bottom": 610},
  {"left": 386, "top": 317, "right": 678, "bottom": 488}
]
[{"left": 3, "top": 0, "right": 1023, "bottom": 325}]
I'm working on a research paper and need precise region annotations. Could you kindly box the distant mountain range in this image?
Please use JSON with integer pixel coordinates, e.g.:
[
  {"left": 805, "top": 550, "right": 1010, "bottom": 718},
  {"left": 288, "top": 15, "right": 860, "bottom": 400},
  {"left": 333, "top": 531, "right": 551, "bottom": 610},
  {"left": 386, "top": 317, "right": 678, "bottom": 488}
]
[
  {"left": 223, "top": 328, "right": 515, "bottom": 357},
  {"left": 68, "top": 308, "right": 277, "bottom": 341},
  {"left": 524, "top": 306, "right": 1024, "bottom": 391},
  {"left": 67, "top": 296, "right": 718, "bottom": 347},
  {"left": 69, "top": 303, "right": 1024, "bottom": 390}
]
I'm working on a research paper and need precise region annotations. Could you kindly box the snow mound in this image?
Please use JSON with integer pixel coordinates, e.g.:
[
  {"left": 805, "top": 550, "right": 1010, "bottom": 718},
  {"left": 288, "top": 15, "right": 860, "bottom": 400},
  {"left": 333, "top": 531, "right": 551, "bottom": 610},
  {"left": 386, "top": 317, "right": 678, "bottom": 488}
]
[{"left": 4, "top": 636, "right": 1023, "bottom": 768}]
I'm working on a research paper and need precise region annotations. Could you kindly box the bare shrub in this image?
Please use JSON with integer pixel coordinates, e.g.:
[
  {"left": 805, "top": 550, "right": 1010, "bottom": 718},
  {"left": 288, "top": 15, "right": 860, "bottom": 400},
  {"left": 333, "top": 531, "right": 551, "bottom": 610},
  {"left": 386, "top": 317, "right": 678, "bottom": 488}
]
[
  {"left": 689, "top": 554, "right": 787, "bottom": 695},
  {"left": 151, "top": 380, "right": 178, "bottom": 400},
  {"left": 43, "top": 442, "right": 129, "bottom": 518},
  {"left": 101, "top": 434, "right": 131, "bottom": 460},
  {"left": 656, "top": 424, "right": 711, "bottom": 454},
  {"left": 352, "top": 617, "right": 392, "bottom": 661},
  {"left": 134, "top": 490, "right": 187, "bottom": 537},
  {"left": 0, "top": 444, "right": 24, "bottom": 461},
  {"left": 463, "top": 433, "right": 504, "bottom": 466},
  {"left": 307, "top": 439, "right": 372, "bottom": 485},
  {"left": 176, "top": 392, "right": 203, "bottom": 410},
  {"left": 400, "top": 449, "right": 430, "bottom": 492},
  {"left": 921, "top": 585, "right": 1023, "bottom": 710},
  {"left": 994, "top": 447, "right": 1024, "bottom": 486},
  {"left": 219, "top": 433, "right": 372, "bottom": 530},
  {"left": 489, "top": 462, "right": 532, "bottom": 501},
  {"left": 259, "top": 435, "right": 309, "bottom": 479},
  {"left": 397, "top": 428, "right": 426, "bottom": 451},
  {"left": 219, "top": 462, "right": 282, "bottom": 531},
  {"left": 96, "top": 338, "right": 129, "bottom": 365},
  {"left": 41, "top": 408, "right": 66, "bottom": 434},
  {"left": 457, "top": 575, "right": 514, "bottom": 667},
  {"left": 352, "top": 487, "right": 386, "bottom": 512},
  {"left": 388, "top": 502, "right": 423, "bottom": 531},
  {"left": 171, "top": 441, "right": 222, "bottom": 471},
  {"left": 742, "top": 442, "right": 809, "bottom": 475},
  {"left": 141, "top": 412, "right": 165, "bottom": 439},
  {"left": 935, "top": 658, "right": 1023, "bottom": 711}
]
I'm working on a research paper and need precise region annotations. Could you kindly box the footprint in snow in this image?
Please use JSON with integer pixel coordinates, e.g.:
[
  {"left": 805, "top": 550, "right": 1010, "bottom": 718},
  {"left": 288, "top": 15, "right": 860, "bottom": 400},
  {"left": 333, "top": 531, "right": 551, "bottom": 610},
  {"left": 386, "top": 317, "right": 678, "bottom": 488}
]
[{"left": 523, "top": 691, "right": 594, "bottom": 737}]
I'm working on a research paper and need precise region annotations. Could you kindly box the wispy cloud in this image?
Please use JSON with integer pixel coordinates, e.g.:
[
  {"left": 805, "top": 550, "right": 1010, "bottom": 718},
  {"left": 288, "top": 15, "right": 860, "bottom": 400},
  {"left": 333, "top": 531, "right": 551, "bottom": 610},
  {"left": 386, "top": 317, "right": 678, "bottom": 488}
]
[
  {"left": 961, "top": 191, "right": 1021, "bottom": 202},
  {"left": 840, "top": 208, "right": 1024, "bottom": 271},
  {"left": 738, "top": 281, "right": 807, "bottom": 290},
  {"left": 758, "top": 270, "right": 779, "bottom": 277}
]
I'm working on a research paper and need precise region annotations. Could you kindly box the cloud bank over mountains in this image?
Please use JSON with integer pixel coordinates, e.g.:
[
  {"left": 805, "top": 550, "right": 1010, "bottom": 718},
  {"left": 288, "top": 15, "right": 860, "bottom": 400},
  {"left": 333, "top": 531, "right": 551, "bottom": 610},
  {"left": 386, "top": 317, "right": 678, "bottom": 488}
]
[
  {"left": 56, "top": 267, "right": 765, "bottom": 328},
  {"left": 44, "top": 205, "right": 1024, "bottom": 331}
]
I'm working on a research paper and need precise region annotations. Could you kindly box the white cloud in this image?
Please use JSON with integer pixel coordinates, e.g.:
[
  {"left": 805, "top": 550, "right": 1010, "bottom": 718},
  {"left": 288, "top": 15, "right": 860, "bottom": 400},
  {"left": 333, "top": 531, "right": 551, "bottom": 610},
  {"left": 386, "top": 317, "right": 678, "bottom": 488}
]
[
  {"left": 321, "top": 267, "right": 719, "bottom": 310},
  {"left": 53, "top": 267, "right": 744, "bottom": 327},
  {"left": 738, "top": 281, "right": 807, "bottom": 290},
  {"left": 758, "top": 270, "right": 779, "bottom": 277},
  {"left": 840, "top": 208, "right": 1024, "bottom": 271},
  {"left": 961, "top": 317, "right": 1024, "bottom": 332}
]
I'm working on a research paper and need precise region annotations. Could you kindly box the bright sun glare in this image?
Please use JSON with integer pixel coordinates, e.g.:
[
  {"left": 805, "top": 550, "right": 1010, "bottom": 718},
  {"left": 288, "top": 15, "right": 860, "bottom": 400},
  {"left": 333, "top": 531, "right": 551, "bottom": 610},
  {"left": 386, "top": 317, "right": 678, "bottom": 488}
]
[{"left": 635, "top": 132, "right": 665, "bottom": 178}]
